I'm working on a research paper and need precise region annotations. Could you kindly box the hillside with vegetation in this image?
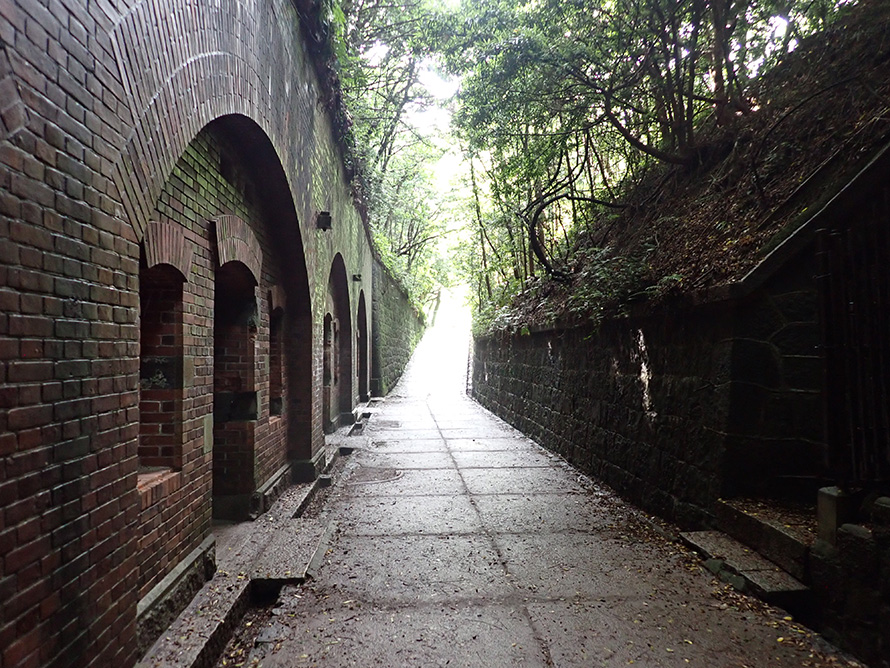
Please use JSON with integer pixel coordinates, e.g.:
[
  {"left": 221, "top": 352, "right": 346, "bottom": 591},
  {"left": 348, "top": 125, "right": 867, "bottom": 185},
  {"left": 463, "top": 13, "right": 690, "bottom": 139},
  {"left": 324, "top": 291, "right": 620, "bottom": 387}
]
[{"left": 438, "top": 0, "right": 890, "bottom": 333}]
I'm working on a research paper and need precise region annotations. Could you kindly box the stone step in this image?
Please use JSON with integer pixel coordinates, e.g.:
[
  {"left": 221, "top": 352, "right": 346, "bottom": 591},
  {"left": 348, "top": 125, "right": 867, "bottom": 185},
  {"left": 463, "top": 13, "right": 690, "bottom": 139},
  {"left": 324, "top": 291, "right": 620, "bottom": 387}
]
[
  {"left": 251, "top": 519, "right": 336, "bottom": 597},
  {"left": 716, "top": 498, "right": 814, "bottom": 582},
  {"left": 680, "top": 530, "right": 810, "bottom": 614}
]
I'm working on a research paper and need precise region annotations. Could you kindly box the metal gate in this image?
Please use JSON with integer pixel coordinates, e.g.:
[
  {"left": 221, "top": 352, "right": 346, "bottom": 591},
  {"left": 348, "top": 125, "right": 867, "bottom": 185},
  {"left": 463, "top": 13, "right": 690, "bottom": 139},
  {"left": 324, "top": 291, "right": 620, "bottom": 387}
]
[{"left": 817, "top": 179, "right": 890, "bottom": 487}]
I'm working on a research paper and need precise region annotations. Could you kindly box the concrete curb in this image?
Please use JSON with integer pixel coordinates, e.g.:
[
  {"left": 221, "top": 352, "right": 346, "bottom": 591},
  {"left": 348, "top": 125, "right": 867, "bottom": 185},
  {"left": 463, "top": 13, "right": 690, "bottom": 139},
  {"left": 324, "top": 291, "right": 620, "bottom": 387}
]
[
  {"left": 137, "top": 480, "right": 325, "bottom": 668},
  {"left": 136, "top": 536, "right": 216, "bottom": 656},
  {"left": 680, "top": 530, "right": 810, "bottom": 614},
  {"left": 137, "top": 425, "right": 363, "bottom": 668}
]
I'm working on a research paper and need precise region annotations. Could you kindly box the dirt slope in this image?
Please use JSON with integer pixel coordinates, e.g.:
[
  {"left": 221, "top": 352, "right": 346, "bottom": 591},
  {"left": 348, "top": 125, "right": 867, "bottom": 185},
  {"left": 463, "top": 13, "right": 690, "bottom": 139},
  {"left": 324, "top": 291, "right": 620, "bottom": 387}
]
[{"left": 510, "top": 0, "right": 890, "bottom": 329}]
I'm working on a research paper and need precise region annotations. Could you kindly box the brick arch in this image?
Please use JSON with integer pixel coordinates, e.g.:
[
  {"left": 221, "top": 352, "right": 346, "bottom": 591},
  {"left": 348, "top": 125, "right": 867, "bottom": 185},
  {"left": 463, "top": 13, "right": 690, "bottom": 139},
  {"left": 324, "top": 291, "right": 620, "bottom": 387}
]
[
  {"left": 324, "top": 253, "right": 354, "bottom": 431},
  {"left": 108, "top": 0, "right": 324, "bottom": 242},
  {"left": 144, "top": 221, "right": 194, "bottom": 280},
  {"left": 112, "top": 55, "right": 264, "bottom": 242},
  {"left": 214, "top": 215, "right": 262, "bottom": 284}
]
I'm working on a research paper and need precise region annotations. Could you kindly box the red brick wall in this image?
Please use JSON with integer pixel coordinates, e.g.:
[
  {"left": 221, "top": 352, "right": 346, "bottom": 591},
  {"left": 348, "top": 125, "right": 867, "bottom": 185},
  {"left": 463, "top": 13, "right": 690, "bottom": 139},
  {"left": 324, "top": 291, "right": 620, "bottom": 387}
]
[
  {"left": 139, "top": 265, "right": 184, "bottom": 469},
  {"left": 269, "top": 308, "right": 285, "bottom": 413},
  {"left": 0, "top": 0, "right": 385, "bottom": 661},
  {"left": 0, "top": 0, "right": 144, "bottom": 659},
  {"left": 214, "top": 324, "right": 256, "bottom": 394},
  {"left": 137, "top": 127, "right": 303, "bottom": 588}
]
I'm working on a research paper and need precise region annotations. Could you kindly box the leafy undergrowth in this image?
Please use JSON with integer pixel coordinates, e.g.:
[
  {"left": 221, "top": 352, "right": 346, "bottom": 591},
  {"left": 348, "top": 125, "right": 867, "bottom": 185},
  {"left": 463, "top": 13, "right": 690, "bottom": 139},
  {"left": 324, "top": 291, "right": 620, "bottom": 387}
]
[{"left": 502, "top": 0, "right": 890, "bottom": 333}]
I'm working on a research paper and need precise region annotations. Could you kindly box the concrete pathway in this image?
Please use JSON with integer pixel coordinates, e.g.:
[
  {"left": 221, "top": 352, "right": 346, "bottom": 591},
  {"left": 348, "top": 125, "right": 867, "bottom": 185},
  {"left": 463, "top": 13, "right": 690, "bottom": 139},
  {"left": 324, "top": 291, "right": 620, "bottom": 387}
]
[{"left": 233, "top": 291, "right": 858, "bottom": 667}]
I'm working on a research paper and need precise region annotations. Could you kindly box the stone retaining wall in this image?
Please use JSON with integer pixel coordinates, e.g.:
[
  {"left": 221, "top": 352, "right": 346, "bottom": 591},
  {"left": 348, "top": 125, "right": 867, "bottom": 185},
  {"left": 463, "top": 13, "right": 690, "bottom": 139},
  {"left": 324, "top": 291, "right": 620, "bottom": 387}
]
[
  {"left": 371, "top": 261, "right": 424, "bottom": 396},
  {"left": 473, "top": 247, "right": 826, "bottom": 528},
  {"left": 473, "top": 306, "right": 732, "bottom": 528}
]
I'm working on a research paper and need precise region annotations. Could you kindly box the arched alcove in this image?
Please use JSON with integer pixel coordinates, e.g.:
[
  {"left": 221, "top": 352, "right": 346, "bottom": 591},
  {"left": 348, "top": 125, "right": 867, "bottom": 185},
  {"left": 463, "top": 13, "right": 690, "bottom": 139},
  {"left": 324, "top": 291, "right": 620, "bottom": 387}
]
[
  {"left": 212, "top": 260, "right": 258, "bottom": 519},
  {"left": 324, "top": 254, "right": 354, "bottom": 432},
  {"left": 204, "top": 115, "right": 314, "bottom": 478},
  {"left": 139, "top": 257, "right": 185, "bottom": 471},
  {"left": 357, "top": 291, "right": 369, "bottom": 402}
]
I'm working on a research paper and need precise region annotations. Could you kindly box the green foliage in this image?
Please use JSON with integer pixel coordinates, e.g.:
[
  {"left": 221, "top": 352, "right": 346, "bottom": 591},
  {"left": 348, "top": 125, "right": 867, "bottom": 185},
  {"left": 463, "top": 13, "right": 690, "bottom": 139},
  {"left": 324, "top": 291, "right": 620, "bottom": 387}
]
[
  {"left": 430, "top": 0, "right": 852, "bottom": 331},
  {"left": 329, "top": 0, "right": 455, "bottom": 311},
  {"left": 324, "top": 0, "right": 853, "bottom": 331},
  {"left": 565, "top": 247, "right": 652, "bottom": 322}
]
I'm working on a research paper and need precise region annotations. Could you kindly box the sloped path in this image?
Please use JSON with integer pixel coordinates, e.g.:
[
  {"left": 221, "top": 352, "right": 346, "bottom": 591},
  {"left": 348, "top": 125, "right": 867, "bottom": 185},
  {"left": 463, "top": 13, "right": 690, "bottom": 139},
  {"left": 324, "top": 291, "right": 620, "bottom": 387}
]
[{"left": 238, "top": 292, "right": 857, "bottom": 667}]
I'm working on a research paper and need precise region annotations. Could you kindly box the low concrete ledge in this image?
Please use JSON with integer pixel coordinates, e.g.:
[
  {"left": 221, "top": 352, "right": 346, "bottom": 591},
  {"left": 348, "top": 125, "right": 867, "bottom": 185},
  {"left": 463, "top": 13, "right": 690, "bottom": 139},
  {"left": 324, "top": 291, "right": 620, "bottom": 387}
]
[
  {"left": 136, "top": 572, "right": 252, "bottom": 668},
  {"left": 250, "top": 463, "right": 292, "bottom": 518},
  {"left": 137, "top": 536, "right": 216, "bottom": 657},
  {"left": 291, "top": 446, "right": 328, "bottom": 482},
  {"left": 681, "top": 530, "right": 810, "bottom": 614},
  {"left": 250, "top": 519, "right": 336, "bottom": 600},
  {"left": 138, "top": 479, "right": 330, "bottom": 668}
]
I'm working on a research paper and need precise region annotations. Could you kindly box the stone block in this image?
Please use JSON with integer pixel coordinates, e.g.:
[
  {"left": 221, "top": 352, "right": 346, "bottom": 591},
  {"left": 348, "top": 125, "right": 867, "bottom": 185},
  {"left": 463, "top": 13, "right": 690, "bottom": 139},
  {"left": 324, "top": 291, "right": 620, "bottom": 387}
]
[
  {"left": 818, "top": 486, "right": 853, "bottom": 545},
  {"left": 781, "top": 355, "right": 822, "bottom": 390},
  {"left": 837, "top": 523, "right": 879, "bottom": 579},
  {"left": 872, "top": 497, "right": 890, "bottom": 527},
  {"left": 770, "top": 322, "right": 821, "bottom": 357},
  {"left": 731, "top": 339, "right": 782, "bottom": 388},
  {"left": 771, "top": 290, "right": 817, "bottom": 324}
]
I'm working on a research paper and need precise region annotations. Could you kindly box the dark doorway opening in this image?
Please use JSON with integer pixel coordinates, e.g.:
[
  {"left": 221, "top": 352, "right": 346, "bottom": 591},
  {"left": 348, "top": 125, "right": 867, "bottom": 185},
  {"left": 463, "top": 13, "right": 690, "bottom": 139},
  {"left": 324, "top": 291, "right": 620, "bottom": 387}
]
[{"left": 323, "top": 254, "right": 353, "bottom": 432}]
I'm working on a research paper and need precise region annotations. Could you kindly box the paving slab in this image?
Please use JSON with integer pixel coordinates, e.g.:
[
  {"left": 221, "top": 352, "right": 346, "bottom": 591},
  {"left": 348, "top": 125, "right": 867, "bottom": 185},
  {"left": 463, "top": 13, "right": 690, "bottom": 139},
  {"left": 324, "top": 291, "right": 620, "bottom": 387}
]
[
  {"left": 341, "top": 467, "right": 466, "bottom": 497},
  {"left": 366, "top": 428, "right": 445, "bottom": 440},
  {"left": 492, "top": 532, "right": 653, "bottom": 599},
  {"left": 334, "top": 494, "right": 485, "bottom": 536},
  {"left": 452, "top": 449, "right": 558, "bottom": 469},
  {"left": 472, "top": 493, "right": 611, "bottom": 533},
  {"left": 368, "top": 438, "right": 448, "bottom": 453},
  {"left": 525, "top": 595, "right": 823, "bottom": 668},
  {"left": 447, "top": 436, "right": 536, "bottom": 451},
  {"left": 256, "top": 590, "right": 548, "bottom": 668},
  {"left": 352, "top": 449, "right": 456, "bottom": 470},
  {"left": 439, "top": 426, "right": 516, "bottom": 439},
  {"left": 317, "top": 532, "right": 515, "bottom": 604},
  {"left": 461, "top": 467, "right": 589, "bottom": 495}
]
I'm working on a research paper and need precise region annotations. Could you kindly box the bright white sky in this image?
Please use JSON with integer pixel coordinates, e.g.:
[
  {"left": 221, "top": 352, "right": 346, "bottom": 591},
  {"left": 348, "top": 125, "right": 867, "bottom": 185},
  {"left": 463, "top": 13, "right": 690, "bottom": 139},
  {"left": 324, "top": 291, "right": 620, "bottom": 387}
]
[{"left": 406, "top": 60, "right": 467, "bottom": 198}]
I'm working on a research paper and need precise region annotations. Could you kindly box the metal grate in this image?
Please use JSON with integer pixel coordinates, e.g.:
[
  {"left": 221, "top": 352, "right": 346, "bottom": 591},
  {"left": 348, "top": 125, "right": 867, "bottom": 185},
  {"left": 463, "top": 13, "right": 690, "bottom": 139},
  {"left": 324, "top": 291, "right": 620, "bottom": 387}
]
[{"left": 818, "top": 183, "right": 890, "bottom": 485}]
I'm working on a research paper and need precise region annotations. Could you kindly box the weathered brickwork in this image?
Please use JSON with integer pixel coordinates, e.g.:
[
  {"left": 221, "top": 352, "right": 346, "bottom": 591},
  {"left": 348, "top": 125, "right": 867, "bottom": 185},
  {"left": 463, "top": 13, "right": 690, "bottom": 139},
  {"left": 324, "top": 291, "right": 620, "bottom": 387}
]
[
  {"left": 473, "top": 246, "right": 826, "bottom": 528},
  {"left": 0, "top": 0, "right": 419, "bottom": 664},
  {"left": 137, "top": 127, "right": 291, "bottom": 612},
  {"left": 371, "top": 261, "right": 425, "bottom": 396},
  {"left": 0, "top": 0, "right": 143, "bottom": 655}
]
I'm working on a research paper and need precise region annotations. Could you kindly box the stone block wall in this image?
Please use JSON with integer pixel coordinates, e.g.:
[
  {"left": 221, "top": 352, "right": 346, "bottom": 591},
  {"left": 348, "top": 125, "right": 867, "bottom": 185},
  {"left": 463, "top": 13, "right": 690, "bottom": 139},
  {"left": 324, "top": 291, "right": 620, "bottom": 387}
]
[
  {"left": 724, "top": 250, "right": 827, "bottom": 500},
  {"left": 810, "top": 500, "right": 890, "bottom": 668},
  {"left": 473, "top": 306, "right": 733, "bottom": 528},
  {"left": 370, "top": 261, "right": 425, "bottom": 396},
  {"left": 473, "top": 243, "right": 827, "bottom": 527}
]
